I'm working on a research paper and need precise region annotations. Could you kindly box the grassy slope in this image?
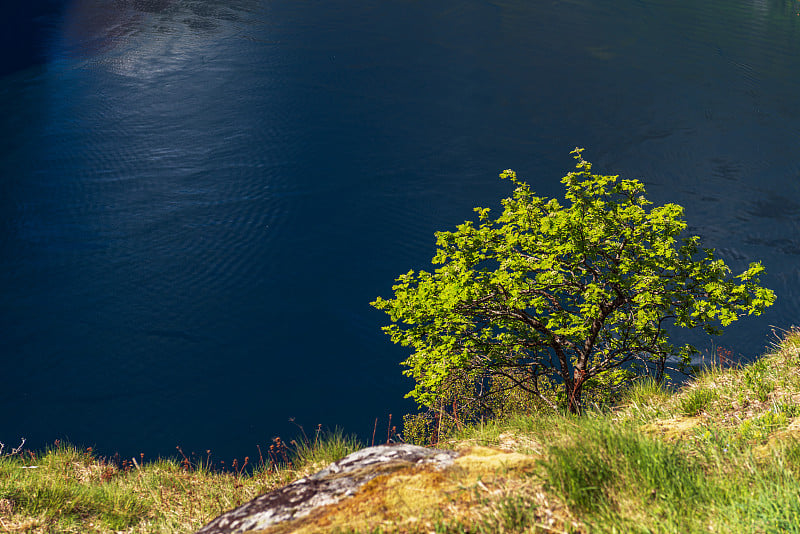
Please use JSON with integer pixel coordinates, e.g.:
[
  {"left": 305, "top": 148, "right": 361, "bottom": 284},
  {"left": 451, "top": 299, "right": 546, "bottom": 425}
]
[
  {"left": 2, "top": 330, "right": 800, "bottom": 533},
  {"left": 0, "top": 431, "right": 362, "bottom": 533},
  {"left": 427, "top": 329, "right": 800, "bottom": 534}
]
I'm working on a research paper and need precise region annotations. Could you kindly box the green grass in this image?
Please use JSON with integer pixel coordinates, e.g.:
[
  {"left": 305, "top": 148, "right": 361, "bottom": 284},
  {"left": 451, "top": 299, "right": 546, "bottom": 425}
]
[
  {"left": 0, "top": 430, "right": 362, "bottom": 533},
  {"left": 4, "top": 329, "right": 800, "bottom": 533},
  {"left": 292, "top": 426, "right": 363, "bottom": 472},
  {"left": 423, "top": 328, "right": 800, "bottom": 534},
  {"left": 679, "top": 385, "right": 719, "bottom": 416}
]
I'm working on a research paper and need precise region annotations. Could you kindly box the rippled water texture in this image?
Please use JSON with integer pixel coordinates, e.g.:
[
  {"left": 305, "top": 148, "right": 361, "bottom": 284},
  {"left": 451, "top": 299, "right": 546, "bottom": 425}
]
[{"left": 2, "top": 0, "right": 800, "bottom": 460}]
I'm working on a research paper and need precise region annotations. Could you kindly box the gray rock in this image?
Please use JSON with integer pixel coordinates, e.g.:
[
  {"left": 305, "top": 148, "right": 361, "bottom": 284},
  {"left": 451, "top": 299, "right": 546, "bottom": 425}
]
[{"left": 195, "top": 444, "right": 458, "bottom": 534}]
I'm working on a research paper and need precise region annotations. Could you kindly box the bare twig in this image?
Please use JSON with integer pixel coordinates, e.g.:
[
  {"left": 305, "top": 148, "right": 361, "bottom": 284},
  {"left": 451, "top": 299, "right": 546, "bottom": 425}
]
[{"left": 0, "top": 438, "right": 26, "bottom": 457}]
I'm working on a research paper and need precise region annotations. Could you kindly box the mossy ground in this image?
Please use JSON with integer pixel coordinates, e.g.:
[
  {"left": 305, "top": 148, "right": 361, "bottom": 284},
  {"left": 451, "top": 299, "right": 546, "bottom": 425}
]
[{"left": 3, "top": 330, "right": 800, "bottom": 533}]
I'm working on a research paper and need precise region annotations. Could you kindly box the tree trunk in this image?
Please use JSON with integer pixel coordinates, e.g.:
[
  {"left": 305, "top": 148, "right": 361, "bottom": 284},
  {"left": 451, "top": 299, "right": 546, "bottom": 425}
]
[{"left": 566, "top": 369, "right": 588, "bottom": 414}]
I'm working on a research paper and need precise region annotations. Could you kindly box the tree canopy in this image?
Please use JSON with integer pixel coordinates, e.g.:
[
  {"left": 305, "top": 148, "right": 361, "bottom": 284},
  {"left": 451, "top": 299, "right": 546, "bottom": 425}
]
[{"left": 372, "top": 149, "right": 775, "bottom": 414}]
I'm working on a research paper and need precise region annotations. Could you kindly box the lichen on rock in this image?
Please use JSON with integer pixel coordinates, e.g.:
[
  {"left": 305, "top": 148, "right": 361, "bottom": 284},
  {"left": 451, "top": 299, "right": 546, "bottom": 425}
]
[{"left": 194, "top": 444, "right": 458, "bottom": 534}]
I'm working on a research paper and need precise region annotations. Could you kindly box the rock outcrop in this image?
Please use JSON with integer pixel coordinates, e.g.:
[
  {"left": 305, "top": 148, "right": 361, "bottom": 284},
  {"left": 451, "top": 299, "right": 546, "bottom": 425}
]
[{"left": 195, "top": 444, "right": 459, "bottom": 534}]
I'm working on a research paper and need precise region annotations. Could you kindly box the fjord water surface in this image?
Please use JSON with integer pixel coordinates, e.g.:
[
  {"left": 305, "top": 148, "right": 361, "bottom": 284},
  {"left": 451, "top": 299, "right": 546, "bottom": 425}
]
[{"left": 2, "top": 0, "right": 800, "bottom": 461}]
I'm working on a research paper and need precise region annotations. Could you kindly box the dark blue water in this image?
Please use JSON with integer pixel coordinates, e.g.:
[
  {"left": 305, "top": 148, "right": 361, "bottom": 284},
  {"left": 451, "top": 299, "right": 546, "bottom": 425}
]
[{"left": 2, "top": 0, "right": 800, "bottom": 462}]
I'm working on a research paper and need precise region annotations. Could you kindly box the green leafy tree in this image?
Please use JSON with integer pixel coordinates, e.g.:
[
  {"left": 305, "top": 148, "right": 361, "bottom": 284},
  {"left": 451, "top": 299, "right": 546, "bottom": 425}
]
[{"left": 372, "top": 149, "right": 775, "bottom": 414}]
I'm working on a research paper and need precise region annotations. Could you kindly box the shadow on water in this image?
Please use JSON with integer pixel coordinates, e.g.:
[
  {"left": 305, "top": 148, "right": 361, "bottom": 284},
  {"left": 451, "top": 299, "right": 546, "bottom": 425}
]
[{"left": 0, "top": 2, "right": 64, "bottom": 76}]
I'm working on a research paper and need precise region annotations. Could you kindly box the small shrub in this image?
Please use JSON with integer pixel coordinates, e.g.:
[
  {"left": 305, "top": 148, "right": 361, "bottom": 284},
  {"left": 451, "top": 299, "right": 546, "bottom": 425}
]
[
  {"left": 680, "top": 387, "right": 717, "bottom": 416},
  {"left": 738, "top": 408, "right": 790, "bottom": 443},
  {"left": 622, "top": 377, "right": 669, "bottom": 405},
  {"left": 292, "top": 427, "right": 362, "bottom": 471},
  {"left": 743, "top": 359, "right": 776, "bottom": 402}
]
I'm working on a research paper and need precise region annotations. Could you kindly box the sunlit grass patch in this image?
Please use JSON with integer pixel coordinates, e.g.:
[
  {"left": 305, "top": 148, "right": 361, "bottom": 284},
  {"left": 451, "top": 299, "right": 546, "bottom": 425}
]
[
  {"left": 616, "top": 376, "right": 671, "bottom": 422},
  {"left": 292, "top": 426, "right": 363, "bottom": 475},
  {"left": 679, "top": 386, "right": 719, "bottom": 417},
  {"left": 0, "top": 429, "right": 362, "bottom": 534},
  {"left": 541, "top": 417, "right": 707, "bottom": 526},
  {"left": 0, "top": 443, "right": 278, "bottom": 534},
  {"left": 737, "top": 405, "right": 792, "bottom": 443}
]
